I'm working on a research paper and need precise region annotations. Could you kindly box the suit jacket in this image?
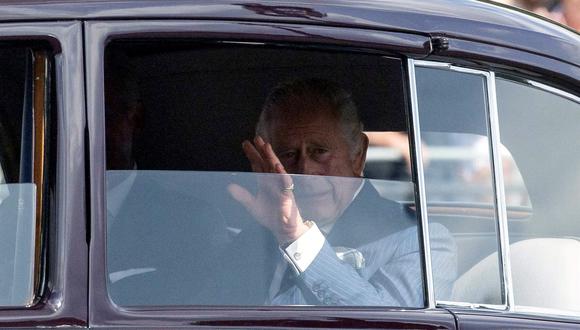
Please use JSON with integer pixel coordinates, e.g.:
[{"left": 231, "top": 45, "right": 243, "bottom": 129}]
[
  {"left": 107, "top": 172, "right": 230, "bottom": 306},
  {"left": 203, "top": 181, "right": 457, "bottom": 307}
]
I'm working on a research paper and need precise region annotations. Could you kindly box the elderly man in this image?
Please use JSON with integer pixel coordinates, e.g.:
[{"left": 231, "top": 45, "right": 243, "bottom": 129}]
[{"left": 212, "top": 78, "right": 456, "bottom": 306}]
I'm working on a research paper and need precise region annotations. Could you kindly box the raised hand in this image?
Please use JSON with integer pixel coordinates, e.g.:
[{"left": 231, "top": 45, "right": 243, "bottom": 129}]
[{"left": 228, "top": 136, "right": 310, "bottom": 244}]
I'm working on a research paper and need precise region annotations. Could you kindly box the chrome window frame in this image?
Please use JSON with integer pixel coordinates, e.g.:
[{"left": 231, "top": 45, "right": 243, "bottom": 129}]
[
  {"left": 406, "top": 61, "right": 435, "bottom": 308},
  {"left": 407, "top": 59, "right": 513, "bottom": 311},
  {"left": 520, "top": 80, "right": 580, "bottom": 105}
]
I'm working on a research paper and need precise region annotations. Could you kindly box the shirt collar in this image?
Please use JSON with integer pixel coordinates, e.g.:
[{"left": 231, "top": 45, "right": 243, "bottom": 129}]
[{"left": 319, "top": 179, "right": 365, "bottom": 234}]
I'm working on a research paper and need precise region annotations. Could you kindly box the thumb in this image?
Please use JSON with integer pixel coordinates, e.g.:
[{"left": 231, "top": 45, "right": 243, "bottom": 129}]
[{"left": 228, "top": 183, "right": 255, "bottom": 212}]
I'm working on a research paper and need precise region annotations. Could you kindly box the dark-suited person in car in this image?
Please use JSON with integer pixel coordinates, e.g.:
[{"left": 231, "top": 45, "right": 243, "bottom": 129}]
[
  {"left": 223, "top": 78, "right": 457, "bottom": 306},
  {"left": 104, "top": 53, "right": 229, "bottom": 305}
]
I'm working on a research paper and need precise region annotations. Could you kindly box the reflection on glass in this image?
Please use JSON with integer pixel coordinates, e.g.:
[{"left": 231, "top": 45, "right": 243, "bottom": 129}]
[
  {"left": 421, "top": 132, "right": 496, "bottom": 205},
  {"left": 498, "top": 145, "right": 531, "bottom": 210},
  {"left": 0, "top": 183, "right": 36, "bottom": 307},
  {"left": 106, "top": 171, "right": 455, "bottom": 307},
  {"left": 418, "top": 133, "right": 530, "bottom": 209},
  {"left": 365, "top": 131, "right": 412, "bottom": 181}
]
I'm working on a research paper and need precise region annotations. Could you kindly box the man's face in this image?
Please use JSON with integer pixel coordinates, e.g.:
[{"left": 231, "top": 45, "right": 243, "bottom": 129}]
[{"left": 265, "top": 105, "right": 367, "bottom": 226}]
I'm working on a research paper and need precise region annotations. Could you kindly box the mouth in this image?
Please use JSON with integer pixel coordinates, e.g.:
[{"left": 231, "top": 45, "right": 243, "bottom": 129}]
[{"left": 295, "top": 188, "right": 332, "bottom": 201}]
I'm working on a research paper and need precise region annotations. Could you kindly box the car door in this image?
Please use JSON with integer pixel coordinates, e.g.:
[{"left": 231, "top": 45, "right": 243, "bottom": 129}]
[
  {"left": 0, "top": 22, "right": 87, "bottom": 327},
  {"left": 85, "top": 15, "right": 457, "bottom": 329}
]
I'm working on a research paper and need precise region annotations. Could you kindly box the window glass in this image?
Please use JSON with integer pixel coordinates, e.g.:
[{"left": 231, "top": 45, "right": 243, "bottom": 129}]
[
  {"left": 365, "top": 131, "right": 414, "bottom": 183},
  {"left": 104, "top": 43, "right": 455, "bottom": 307},
  {"left": 0, "top": 47, "right": 38, "bottom": 307},
  {"left": 0, "top": 184, "right": 36, "bottom": 306},
  {"left": 414, "top": 66, "right": 500, "bottom": 304},
  {"left": 496, "top": 78, "right": 580, "bottom": 314}
]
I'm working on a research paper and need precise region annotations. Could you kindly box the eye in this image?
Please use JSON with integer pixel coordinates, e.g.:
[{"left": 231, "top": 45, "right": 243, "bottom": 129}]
[
  {"left": 279, "top": 150, "right": 297, "bottom": 160},
  {"left": 311, "top": 148, "right": 329, "bottom": 160}
]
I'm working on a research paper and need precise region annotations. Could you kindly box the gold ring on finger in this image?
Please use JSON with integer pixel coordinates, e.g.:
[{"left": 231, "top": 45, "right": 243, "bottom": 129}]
[{"left": 282, "top": 183, "right": 295, "bottom": 193}]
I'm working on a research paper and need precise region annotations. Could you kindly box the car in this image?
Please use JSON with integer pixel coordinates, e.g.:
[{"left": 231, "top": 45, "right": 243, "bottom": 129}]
[{"left": 0, "top": 0, "right": 578, "bottom": 328}]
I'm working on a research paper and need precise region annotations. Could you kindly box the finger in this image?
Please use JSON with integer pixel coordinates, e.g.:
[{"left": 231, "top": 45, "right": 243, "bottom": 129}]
[
  {"left": 263, "top": 143, "right": 284, "bottom": 171},
  {"left": 266, "top": 146, "right": 293, "bottom": 196},
  {"left": 254, "top": 136, "right": 275, "bottom": 171},
  {"left": 255, "top": 136, "right": 292, "bottom": 192},
  {"left": 242, "top": 140, "right": 264, "bottom": 172},
  {"left": 274, "top": 163, "right": 287, "bottom": 174},
  {"left": 254, "top": 135, "right": 267, "bottom": 153},
  {"left": 276, "top": 163, "right": 295, "bottom": 196},
  {"left": 228, "top": 183, "right": 257, "bottom": 214},
  {"left": 254, "top": 136, "right": 280, "bottom": 173}
]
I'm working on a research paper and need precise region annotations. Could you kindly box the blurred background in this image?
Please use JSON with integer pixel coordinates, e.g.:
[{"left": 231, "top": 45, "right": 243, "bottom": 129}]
[{"left": 492, "top": 0, "right": 580, "bottom": 30}]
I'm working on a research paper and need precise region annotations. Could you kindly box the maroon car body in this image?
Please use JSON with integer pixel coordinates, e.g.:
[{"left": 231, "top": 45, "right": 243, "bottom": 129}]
[{"left": 0, "top": 0, "right": 578, "bottom": 328}]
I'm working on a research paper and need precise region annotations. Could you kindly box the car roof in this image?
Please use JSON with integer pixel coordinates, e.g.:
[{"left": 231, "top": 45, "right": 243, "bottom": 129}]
[{"left": 0, "top": 0, "right": 578, "bottom": 68}]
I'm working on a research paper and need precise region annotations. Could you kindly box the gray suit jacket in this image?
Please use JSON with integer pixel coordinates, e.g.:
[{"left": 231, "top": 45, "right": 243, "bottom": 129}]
[{"left": 272, "top": 182, "right": 456, "bottom": 306}]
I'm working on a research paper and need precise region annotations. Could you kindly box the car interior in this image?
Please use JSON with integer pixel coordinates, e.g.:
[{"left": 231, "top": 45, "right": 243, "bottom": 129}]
[{"left": 0, "top": 47, "right": 27, "bottom": 185}]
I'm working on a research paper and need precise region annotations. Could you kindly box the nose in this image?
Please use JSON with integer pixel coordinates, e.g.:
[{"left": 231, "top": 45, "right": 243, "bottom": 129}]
[{"left": 296, "top": 154, "right": 321, "bottom": 175}]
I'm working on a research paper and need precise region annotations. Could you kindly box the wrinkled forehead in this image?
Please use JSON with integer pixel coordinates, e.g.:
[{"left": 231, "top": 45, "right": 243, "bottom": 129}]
[
  {"left": 265, "top": 106, "right": 350, "bottom": 152},
  {"left": 266, "top": 100, "right": 339, "bottom": 129},
  {"left": 267, "top": 112, "right": 342, "bottom": 144}
]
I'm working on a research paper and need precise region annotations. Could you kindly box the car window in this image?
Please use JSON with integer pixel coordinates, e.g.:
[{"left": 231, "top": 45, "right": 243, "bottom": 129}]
[
  {"left": 496, "top": 78, "right": 580, "bottom": 314},
  {"left": 104, "top": 42, "right": 457, "bottom": 307},
  {"left": 413, "top": 65, "right": 503, "bottom": 304},
  {"left": 0, "top": 46, "right": 51, "bottom": 307}
]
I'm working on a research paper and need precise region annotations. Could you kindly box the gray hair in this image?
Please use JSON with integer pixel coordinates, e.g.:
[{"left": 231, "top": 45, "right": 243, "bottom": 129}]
[{"left": 256, "top": 78, "right": 364, "bottom": 156}]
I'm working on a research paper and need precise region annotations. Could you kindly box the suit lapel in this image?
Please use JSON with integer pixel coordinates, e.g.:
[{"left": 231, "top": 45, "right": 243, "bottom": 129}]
[{"left": 327, "top": 181, "right": 415, "bottom": 248}]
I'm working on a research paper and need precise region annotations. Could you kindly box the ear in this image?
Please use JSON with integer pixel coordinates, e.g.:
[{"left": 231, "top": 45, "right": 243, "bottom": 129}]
[{"left": 353, "top": 133, "right": 369, "bottom": 177}]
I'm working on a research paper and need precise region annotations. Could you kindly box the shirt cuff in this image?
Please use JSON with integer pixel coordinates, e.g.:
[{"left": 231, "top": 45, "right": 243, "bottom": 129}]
[{"left": 281, "top": 222, "right": 325, "bottom": 274}]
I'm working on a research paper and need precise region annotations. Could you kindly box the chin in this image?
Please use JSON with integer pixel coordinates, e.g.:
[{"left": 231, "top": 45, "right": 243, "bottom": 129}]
[{"left": 300, "top": 205, "right": 339, "bottom": 223}]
